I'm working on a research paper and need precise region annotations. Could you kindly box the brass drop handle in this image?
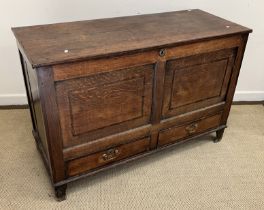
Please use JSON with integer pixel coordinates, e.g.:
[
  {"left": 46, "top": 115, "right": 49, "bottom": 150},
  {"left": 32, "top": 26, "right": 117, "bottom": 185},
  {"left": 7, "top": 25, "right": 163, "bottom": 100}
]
[
  {"left": 102, "top": 148, "right": 119, "bottom": 161},
  {"left": 185, "top": 123, "right": 198, "bottom": 134}
]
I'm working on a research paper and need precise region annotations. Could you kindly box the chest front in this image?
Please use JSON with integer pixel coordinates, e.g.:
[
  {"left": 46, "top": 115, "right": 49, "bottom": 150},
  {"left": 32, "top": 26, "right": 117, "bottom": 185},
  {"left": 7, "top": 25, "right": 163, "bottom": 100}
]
[{"left": 13, "top": 9, "right": 251, "bottom": 200}]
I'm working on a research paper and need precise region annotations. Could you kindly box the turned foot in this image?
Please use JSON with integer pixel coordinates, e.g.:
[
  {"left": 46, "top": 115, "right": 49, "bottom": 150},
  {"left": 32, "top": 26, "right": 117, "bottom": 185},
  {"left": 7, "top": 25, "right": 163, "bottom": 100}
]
[
  {"left": 54, "top": 184, "right": 67, "bottom": 201},
  {"left": 214, "top": 128, "right": 225, "bottom": 143}
]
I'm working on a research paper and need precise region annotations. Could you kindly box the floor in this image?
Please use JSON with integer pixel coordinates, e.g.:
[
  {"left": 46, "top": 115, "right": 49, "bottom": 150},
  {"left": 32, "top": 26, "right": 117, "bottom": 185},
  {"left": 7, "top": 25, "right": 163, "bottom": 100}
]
[{"left": 0, "top": 105, "right": 263, "bottom": 209}]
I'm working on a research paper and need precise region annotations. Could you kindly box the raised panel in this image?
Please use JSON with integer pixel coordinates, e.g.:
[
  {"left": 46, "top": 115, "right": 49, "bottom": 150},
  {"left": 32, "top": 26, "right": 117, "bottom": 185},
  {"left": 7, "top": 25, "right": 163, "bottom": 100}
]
[
  {"left": 55, "top": 64, "right": 154, "bottom": 147},
  {"left": 22, "top": 58, "right": 49, "bottom": 156},
  {"left": 162, "top": 48, "right": 237, "bottom": 118},
  {"left": 69, "top": 77, "right": 145, "bottom": 135},
  {"left": 170, "top": 59, "right": 227, "bottom": 108}
]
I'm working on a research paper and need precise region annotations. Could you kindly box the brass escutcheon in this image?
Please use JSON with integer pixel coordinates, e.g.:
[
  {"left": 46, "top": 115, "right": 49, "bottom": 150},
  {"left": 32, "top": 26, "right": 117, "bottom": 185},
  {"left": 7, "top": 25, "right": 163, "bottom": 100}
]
[{"left": 159, "top": 49, "right": 166, "bottom": 57}]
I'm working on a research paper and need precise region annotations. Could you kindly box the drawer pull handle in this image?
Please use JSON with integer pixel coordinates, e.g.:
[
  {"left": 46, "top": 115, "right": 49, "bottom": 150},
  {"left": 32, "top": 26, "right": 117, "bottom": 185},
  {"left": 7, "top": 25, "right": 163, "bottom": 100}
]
[
  {"left": 102, "top": 148, "right": 119, "bottom": 161},
  {"left": 185, "top": 123, "right": 198, "bottom": 134},
  {"left": 159, "top": 49, "right": 166, "bottom": 57}
]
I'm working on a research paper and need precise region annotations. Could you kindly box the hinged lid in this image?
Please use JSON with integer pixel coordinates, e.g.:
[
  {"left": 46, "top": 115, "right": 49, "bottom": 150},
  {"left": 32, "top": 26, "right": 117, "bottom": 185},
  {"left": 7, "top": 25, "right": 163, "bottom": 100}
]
[{"left": 12, "top": 9, "right": 252, "bottom": 68}]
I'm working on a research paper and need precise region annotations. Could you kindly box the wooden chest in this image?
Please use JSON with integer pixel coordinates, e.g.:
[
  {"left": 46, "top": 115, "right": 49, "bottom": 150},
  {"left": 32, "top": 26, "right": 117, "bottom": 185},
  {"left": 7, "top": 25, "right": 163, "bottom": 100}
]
[{"left": 12, "top": 9, "right": 252, "bottom": 200}]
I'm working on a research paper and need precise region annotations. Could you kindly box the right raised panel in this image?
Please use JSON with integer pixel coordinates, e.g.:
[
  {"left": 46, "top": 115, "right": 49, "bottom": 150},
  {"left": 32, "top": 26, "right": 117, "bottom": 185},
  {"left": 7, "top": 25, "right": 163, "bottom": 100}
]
[{"left": 162, "top": 48, "right": 237, "bottom": 118}]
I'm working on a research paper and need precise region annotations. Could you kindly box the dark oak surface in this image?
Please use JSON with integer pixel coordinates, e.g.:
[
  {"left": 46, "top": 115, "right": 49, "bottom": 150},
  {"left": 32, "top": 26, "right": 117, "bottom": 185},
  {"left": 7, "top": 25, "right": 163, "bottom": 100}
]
[
  {"left": 158, "top": 113, "right": 222, "bottom": 146},
  {"left": 56, "top": 64, "right": 153, "bottom": 147},
  {"left": 13, "top": 10, "right": 252, "bottom": 200},
  {"left": 67, "top": 137, "right": 150, "bottom": 177},
  {"left": 162, "top": 48, "right": 236, "bottom": 118},
  {"left": 12, "top": 9, "right": 251, "bottom": 67}
]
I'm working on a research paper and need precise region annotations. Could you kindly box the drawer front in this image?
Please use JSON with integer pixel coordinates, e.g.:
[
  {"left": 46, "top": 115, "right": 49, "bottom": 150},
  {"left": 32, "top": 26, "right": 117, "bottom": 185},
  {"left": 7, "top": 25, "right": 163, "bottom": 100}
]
[
  {"left": 67, "top": 137, "right": 150, "bottom": 176},
  {"left": 55, "top": 64, "right": 154, "bottom": 147},
  {"left": 158, "top": 113, "right": 222, "bottom": 146},
  {"left": 162, "top": 48, "right": 237, "bottom": 118}
]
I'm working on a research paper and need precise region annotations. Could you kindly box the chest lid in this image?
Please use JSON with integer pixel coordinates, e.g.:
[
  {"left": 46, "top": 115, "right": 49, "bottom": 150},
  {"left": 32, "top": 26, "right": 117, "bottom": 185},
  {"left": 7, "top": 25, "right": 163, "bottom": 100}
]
[{"left": 12, "top": 9, "right": 252, "bottom": 68}]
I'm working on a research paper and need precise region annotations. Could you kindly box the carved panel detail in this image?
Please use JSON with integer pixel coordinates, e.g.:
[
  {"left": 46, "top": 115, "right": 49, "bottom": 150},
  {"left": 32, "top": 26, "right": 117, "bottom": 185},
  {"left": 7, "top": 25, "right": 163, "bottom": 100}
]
[
  {"left": 69, "top": 77, "right": 145, "bottom": 135},
  {"left": 162, "top": 48, "right": 237, "bottom": 118},
  {"left": 55, "top": 64, "right": 154, "bottom": 147}
]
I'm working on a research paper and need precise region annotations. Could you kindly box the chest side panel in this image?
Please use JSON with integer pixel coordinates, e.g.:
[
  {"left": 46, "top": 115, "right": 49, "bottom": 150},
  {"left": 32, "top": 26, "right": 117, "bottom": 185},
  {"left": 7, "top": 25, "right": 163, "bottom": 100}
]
[{"left": 21, "top": 56, "right": 49, "bottom": 157}]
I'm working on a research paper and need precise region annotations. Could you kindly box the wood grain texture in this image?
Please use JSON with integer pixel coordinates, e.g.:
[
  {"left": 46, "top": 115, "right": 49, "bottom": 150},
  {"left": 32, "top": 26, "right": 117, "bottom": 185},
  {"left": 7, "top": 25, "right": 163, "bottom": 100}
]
[
  {"left": 12, "top": 10, "right": 251, "bottom": 67},
  {"left": 19, "top": 52, "right": 50, "bottom": 159},
  {"left": 12, "top": 10, "right": 251, "bottom": 200},
  {"left": 67, "top": 137, "right": 150, "bottom": 176},
  {"left": 162, "top": 48, "right": 237, "bottom": 118},
  {"left": 55, "top": 125, "right": 226, "bottom": 187},
  {"left": 63, "top": 125, "right": 151, "bottom": 160},
  {"left": 53, "top": 35, "right": 241, "bottom": 82},
  {"left": 63, "top": 102, "right": 224, "bottom": 160},
  {"left": 55, "top": 64, "right": 153, "bottom": 147},
  {"left": 69, "top": 77, "right": 145, "bottom": 135},
  {"left": 151, "top": 61, "right": 166, "bottom": 124},
  {"left": 170, "top": 59, "right": 227, "bottom": 107},
  {"left": 150, "top": 60, "right": 166, "bottom": 149},
  {"left": 37, "top": 67, "right": 65, "bottom": 183},
  {"left": 221, "top": 34, "right": 249, "bottom": 125},
  {"left": 158, "top": 113, "right": 222, "bottom": 146},
  {"left": 53, "top": 51, "right": 157, "bottom": 81},
  {"left": 159, "top": 103, "right": 225, "bottom": 131},
  {"left": 19, "top": 51, "right": 36, "bottom": 131}
]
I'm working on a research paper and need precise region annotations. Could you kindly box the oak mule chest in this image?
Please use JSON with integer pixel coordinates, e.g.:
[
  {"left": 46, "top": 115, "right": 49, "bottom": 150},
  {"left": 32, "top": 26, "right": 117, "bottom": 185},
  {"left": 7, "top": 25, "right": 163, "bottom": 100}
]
[{"left": 12, "top": 9, "right": 252, "bottom": 200}]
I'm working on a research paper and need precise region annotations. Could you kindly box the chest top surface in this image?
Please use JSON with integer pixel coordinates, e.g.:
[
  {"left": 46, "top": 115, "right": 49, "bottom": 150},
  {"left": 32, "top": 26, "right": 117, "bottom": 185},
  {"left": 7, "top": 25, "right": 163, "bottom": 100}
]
[{"left": 12, "top": 9, "right": 251, "bottom": 68}]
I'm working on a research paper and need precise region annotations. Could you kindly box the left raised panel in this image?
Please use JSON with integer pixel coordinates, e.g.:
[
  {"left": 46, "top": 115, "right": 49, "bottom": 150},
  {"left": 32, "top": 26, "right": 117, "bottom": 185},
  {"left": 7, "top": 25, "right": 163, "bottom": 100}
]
[{"left": 55, "top": 64, "right": 154, "bottom": 147}]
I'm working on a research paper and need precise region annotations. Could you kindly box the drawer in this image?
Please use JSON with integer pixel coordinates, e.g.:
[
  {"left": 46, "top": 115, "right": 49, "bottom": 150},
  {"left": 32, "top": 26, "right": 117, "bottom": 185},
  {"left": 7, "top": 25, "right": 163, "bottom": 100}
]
[
  {"left": 67, "top": 137, "right": 150, "bottom": 176},
  {"left": 158, "top": 113, "right": 222, "bottom": 146}
]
